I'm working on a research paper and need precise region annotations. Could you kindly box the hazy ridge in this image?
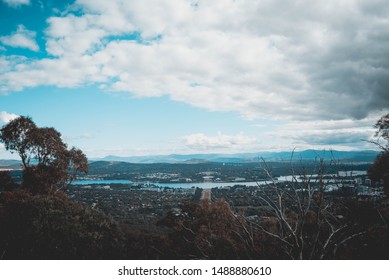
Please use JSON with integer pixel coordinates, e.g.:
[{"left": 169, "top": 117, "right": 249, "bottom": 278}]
[
  {"left": 1, "top": 150, "right": 379, "bottom": 167},
  {"left": 93, "top": 149, "right": 379, "bottom": 164}
]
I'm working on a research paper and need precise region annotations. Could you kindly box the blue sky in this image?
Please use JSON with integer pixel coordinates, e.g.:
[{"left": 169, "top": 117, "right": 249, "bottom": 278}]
[{"left": 1, "top": 0, "right": 388, "bottom": 159}]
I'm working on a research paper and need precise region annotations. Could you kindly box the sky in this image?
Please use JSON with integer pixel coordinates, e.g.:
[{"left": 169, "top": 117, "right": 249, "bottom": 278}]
[{"left": 1, "top": 0, "right": 389, "bottom": 159}]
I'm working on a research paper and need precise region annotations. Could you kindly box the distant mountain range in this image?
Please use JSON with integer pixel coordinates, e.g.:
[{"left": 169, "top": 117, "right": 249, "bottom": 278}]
[
  {"left": 0, "top": 160, "right": 22, "bottom": 169},
  {"left": 0, "top": 150, "right": 380, "bottom": 167},
  {"left": 93, "top": 150, "right": 380, "bottom": 164}
]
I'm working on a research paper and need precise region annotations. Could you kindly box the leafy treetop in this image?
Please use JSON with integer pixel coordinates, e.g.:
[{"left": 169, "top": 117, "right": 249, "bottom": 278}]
[{"left": 0, "top": 116, "right": 88, "bottom": 193}]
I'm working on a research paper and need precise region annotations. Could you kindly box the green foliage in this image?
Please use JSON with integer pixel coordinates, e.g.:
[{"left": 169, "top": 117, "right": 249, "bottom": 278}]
[
  {"left": 158, "top": 199, "right": 259, "bottom": 259},
  {"left": 0, "top": 171, "right": 17, "bottom": 191},
  {"left": 0, "top": 116, "right": 88, "bottom": 194},
  {"left": 120, "top": 224, "right": 174, "bottom": 259},
  {"left": 374, "top": 113, "right": 389, "bottom": 150},
  {"left": 0, "top": 116, "right": 37, "bottom": 168},
  {"left": 369, "top": 112, "right": 389, "bottom": 193},
  {"left": 368, "top": 152, "right": 389, "bottom": 191},
  {"left": 0, "top": 191, "right": 125, "bottom": 259}
]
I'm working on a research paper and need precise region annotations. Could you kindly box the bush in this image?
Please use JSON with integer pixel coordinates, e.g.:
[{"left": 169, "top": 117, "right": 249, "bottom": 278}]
[
  {"left": 0, "top": 191, "right": 125, "bottom": 259},
  {"left": 0, "top": 171, "right": 17, "bottom": 191}
]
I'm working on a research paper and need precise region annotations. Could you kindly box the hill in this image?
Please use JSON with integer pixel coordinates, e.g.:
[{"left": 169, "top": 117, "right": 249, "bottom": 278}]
[
  {"left": 93, "top": 150, "right": 379, "bottom": 164},
  {"left": 0, "top": 160, "right": 22, "bottom": 170}
]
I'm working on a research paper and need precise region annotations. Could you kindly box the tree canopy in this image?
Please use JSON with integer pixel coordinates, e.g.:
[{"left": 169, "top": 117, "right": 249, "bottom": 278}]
[
  {"left": 0, "top": 116, "right": 88, "bottom": 194},
  {"left": 373, "top": 113, "right": 389, "bottom": 151},
  {"left": 0, "top": 116, "right": 37, "bottom": 168},
  {"left": 368, "top": 112, "right": 389, "bottom": 193}
]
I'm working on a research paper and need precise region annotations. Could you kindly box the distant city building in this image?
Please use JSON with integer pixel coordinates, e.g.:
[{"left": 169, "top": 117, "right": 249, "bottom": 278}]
[
  {"left": 234, "top": 177, "right": 246, "bottom": 182},
  {"left": 203, "top": 176, "right": 214, "bottom": 182}
]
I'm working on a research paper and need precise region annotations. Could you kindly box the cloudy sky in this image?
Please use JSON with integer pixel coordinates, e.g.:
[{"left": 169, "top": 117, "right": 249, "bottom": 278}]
[{"left": 1, "top": 0, "right": 388, "bottom": 159}]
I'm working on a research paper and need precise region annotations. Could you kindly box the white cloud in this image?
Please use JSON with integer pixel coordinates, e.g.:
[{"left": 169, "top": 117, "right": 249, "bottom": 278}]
[
  {"left": 0, "top": 111, "right": 19, "bottom": 123},
  {"left": 64, "top": 132, "right": 94, "bottom": 142},
  {"left": 0, "top": 143, "right": 6, "bottom": 157},
  {"left": 182, "top": 132, "right": 257, "bottom": 151},
  {"left": 0, "top": 142, "right": 19, "bottom": 159},
  {"left": 0, "top": 0, "right": 389, "bottom": 124},
  {"left": 0, "top": 25, "right": 39, "bottom": 51},
  {"left": 266, "top": 117, "right": 379, "bottom": 151},
  {"left": 2, "top": 0, "right": 30, "bottom": 8}
]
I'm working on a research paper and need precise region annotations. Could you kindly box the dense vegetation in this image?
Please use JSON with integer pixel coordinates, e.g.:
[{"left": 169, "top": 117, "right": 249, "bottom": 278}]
[
  {"left": 0, "top": 191, "right": 124, "bottom": 259},
  {"left": 368, "top": 113, "right": 389, "bottom": 194},
  {"left": 0, "top": 116, "right": 88, "bottom": 194},
  {"left": 1, "top": 188, "right": 389, "bottom": 260}
]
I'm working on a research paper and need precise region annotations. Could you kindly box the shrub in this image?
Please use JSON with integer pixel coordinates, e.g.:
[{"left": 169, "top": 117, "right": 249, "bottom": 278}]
[{"left": 0, "top": 191, "right": 125, "bottom": 259}]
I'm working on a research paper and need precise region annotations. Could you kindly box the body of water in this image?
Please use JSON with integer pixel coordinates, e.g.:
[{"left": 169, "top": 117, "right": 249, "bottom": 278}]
[
  {"left": 71, "top": 170, "right": 367, "bottom": 189},
  {"left": 71, "top": 179, "right": 133, "bottom": 185},
  {"left": 71, "top": 179, "right": 266, "bottom": 189}
]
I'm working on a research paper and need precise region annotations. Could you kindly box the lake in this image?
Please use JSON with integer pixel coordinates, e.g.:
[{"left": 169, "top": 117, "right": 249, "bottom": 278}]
[
  {"left": 71, "top": 179, "right": 267, "bottom": 189},
  {"left": 71, "top": 170, "right": 367, "bottom": 189},
  {"left": 71, "top": 179, "right": 133, "bottom": 185}
]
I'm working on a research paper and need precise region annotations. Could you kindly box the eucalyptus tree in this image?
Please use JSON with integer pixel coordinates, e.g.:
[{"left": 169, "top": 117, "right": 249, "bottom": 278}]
[
  {"left": 368, "top": 112, "right": 389, "bottom": 193},
  {"left": 0, "top": 116, "right": 88, "bottom": 194},
  {"left": 0, "top": 116, "right": 37, "bottom": 168}
]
